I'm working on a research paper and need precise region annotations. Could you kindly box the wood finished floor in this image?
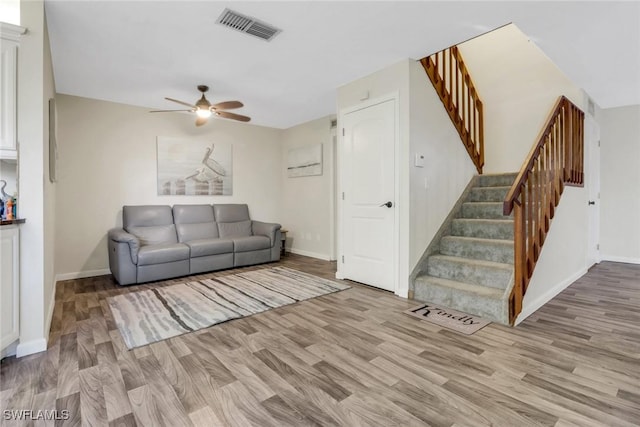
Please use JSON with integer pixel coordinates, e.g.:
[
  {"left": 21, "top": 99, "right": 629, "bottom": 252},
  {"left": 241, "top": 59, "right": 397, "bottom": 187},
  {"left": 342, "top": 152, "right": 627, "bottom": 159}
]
[{"left": 1, "top": 256, "right": 639, "bottom": 426}]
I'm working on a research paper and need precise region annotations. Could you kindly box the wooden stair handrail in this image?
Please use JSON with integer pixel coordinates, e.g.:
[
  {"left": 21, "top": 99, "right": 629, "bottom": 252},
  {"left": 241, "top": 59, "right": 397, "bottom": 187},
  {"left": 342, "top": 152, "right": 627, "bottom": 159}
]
[
  {"left": 420, "top": 46, "right": 484, "bottom": 174},
  {"left": 503, "top": 95, "right": 585, "bottom": 324}
]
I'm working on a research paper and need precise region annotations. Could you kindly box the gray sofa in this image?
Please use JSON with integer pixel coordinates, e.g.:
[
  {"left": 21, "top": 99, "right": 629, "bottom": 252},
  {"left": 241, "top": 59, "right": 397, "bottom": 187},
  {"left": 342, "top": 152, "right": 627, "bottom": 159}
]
[{"left": 108, "top": 204, "right": 281, "bottom": 285}]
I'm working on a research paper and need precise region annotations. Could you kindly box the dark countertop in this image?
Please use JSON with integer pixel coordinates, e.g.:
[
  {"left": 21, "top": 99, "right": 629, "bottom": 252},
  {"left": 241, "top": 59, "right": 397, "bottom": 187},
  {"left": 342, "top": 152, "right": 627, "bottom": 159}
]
[{"left": 0, "top": 218, "right": 26, "bottom": 226}]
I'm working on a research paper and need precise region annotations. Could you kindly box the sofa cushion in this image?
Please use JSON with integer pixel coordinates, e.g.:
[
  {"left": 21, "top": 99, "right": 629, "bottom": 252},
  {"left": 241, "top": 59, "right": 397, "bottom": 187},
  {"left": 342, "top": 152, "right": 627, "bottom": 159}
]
[
  {"left": 127, "top": 225, "right": 178, "bottom": 246},
  {"left": 187, "top": 238, "right": 234, "bottom": 258},
  {"left": 173, "top": 205, "right": 219, "bottom": 242},
  {"left": 176, "top": 223, "right": 219, "bottom": 243},
  {"left": 137, "top": 243, "right": 190, "bottom": 266},
  {"left": 214, "top": 204, "right": 250, "bottom": 222},
  {"left": 233, "top": 235, "right": 271, "bottom": 252},
  {"left": 218, "top": 221, "right": 252, "bottom": 238},
  {"left": 124, "top": 205, "right": 173, "bottom": 228},
  {"left": 173, "top": 204, "right": 215, "bottom": 224}
]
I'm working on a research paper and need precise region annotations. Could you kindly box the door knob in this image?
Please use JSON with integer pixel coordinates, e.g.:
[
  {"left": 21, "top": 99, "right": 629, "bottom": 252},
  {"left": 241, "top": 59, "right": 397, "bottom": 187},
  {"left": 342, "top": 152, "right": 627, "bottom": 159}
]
[
  {"left": 588, "top": 201, "right": 595, "bottom": 205},
  {"left": 380, "top": 201, "right": 393, "bottom": 208}
]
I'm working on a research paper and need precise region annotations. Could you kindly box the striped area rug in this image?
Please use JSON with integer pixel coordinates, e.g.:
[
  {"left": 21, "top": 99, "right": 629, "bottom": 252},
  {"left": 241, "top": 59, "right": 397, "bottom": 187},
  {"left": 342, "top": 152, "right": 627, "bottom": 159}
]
[{"left": 107, "top": 267, "right": 350, "bottom": 349}]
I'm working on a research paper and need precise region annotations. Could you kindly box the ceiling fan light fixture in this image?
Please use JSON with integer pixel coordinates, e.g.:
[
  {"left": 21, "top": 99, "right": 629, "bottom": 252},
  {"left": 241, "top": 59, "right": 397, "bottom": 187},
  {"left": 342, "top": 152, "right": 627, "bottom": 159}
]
[{"left": 196, "top": 108, "right": 212, "bottom": 119}]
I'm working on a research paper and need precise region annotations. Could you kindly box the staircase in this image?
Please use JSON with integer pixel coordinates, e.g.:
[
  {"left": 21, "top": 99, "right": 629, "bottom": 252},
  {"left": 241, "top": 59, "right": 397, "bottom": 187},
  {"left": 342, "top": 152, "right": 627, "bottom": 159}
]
[
  {"left": 417, "top": 40, "right": 585, "bottom": 325},
  {"left": 413, "top": 173, "right": 517, "bottom": 325}
]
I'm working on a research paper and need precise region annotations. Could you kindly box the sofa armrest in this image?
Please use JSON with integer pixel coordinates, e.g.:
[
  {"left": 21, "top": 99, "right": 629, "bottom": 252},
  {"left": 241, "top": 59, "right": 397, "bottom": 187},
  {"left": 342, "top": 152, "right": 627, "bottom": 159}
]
[
  {"left": 108, "top": 228, "right": 140, "bottom": 264},
  {"left": 252, "top": 221, "right": 281, "bottom": 246}
]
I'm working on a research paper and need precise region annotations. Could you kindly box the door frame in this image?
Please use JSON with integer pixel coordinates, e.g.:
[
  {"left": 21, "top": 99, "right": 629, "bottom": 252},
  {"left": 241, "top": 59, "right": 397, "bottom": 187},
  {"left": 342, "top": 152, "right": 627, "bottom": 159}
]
[
  {"left": 329, "top": 124, "right": 337, "bottom": 261},
  {"left": 585, "top": 112, "right": 601, "bottom": 266},
  {"left": 336, "top": 92, "right": 400, "bottom": 294}
]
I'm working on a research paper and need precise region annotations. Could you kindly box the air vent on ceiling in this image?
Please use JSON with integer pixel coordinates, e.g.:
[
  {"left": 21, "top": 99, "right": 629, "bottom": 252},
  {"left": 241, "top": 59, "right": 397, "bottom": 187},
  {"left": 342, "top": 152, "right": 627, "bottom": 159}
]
[{"left": 216, "top": 8, "right": 281, "bottom": 42}]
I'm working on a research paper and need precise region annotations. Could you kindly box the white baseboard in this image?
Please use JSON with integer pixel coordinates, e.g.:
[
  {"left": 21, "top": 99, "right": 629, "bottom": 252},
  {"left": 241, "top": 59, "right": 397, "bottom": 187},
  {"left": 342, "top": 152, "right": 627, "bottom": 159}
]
[
  {"left": 601, "top": 255, "right": 640, "bottom": 265},
  {"left": 16, "top": 338, "right": 47, "bottom": 358},
  {"left": 55, "top": 268, "right": 110, "bottom": 282},
  {"left": 44, "top": 285, "right": 56, "bottom": 340},
  {"left": 515, "top": 267, "right": 588, "bottom": 325},
  {"left": 288, "top": 248, "right": 331, "bottom": 261},
  {"left": 1, "top": 340, "right": 18, "bottom": 359}
]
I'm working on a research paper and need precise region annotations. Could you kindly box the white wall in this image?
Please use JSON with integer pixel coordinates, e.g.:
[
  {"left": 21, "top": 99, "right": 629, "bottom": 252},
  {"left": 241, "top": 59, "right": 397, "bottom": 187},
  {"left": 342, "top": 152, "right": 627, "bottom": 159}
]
[
  {"left": 16, "top": 0, "right": 48, "bottom": 356},
  {"left": 281, "top": 115, "right": 335, "bottom": 260},
  {"left": 517, "top": 186, "right": 589, "bottom": 322},
  {"left": 336, "top": 59, "right": 411, "bottom": 297},
  {"left": 0, "top": 160, "right": 17, "bottom": 196},
  {"left": 43, "top": 15, "right": 56, "bottom": 333},
  {"left": 408, "top": 60, "right": 477, "bottom": 269},
  {"left": 458, "top": 24, "right": 584, "bottom": 174},
  {"left": 0, "top": 0, "right": 20, "bottom": 25},
  {"left": 54, "top": 94, "right": 283, "bottom": 278},
  {"left": 600, "top": 105, "right": 640, "bottom": 263}
]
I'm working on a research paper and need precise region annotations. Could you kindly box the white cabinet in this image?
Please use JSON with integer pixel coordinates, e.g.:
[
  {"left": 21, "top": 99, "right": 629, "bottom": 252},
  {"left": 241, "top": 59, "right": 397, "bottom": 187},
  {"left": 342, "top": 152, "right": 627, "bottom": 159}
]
[
  {"left": 0, "top": 23, "right": 25, "bottom": 160},
  {"left": 0, "top": 225, "right": 20, "bottom": 351}
]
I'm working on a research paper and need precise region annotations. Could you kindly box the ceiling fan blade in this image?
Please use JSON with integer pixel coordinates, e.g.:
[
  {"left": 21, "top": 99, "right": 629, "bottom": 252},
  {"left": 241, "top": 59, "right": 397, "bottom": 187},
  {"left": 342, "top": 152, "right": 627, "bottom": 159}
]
[
  {"left": 195, "top": 116, "right": 208, "bottom": 127},
  {"left": 216, "top": 111, "right": 251, "bottom": 122},
  {"left": 165, "top": 97, "right": 196, "bottom": 108},
  {"left": 212, "top": 100, "right": 243, "bottom": 110},
  {"left": 149, "top": 109, "right": 193, "bottom": 113}
]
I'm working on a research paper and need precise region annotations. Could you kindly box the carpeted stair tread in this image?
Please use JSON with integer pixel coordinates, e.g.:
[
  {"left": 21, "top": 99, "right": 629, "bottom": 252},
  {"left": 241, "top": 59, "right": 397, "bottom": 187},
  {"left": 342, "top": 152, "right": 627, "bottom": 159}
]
[
  {"left": 413, "top": 275, "right": 507, "bottom": 323},
  {"left": 427, "top": 254, "right": 513, "bottom": 289},
  {"left": 451, "top": 218, "right": 514, "bottom": 240},
  {"left": 461, "top": 202, "right": 512, "bottom": 219},
  {"left": 440, "top": 235, "right": 514, "bottom": 264},
  {"left": 468, "top": 186, "right": 511, "bottom": 202},
  {"left": 478, "top": 173, "right": 518, "bottom": 187},
  {"left": 415, "top": 275, "right": 504, "bottom": 298}
]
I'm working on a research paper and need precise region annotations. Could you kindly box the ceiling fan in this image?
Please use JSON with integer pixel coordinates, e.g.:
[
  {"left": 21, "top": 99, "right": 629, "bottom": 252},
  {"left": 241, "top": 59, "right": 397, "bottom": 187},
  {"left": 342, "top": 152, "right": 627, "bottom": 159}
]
[{"left": 150, "top": 85, "right": 251, "bottom": 126}]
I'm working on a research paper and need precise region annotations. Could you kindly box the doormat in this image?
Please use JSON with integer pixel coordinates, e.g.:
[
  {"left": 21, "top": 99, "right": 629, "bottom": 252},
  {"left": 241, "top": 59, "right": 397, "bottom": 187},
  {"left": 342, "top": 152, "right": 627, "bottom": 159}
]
[{"left": 404, "top": 303, "right": 490, "bottom": 335}]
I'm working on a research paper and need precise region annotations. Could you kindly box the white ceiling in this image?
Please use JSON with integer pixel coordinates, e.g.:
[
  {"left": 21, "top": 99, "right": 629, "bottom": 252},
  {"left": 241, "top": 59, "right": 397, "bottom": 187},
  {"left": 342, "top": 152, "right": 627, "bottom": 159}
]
[{"left": 45, "top": 1, "right": 640, "bottom": 129}]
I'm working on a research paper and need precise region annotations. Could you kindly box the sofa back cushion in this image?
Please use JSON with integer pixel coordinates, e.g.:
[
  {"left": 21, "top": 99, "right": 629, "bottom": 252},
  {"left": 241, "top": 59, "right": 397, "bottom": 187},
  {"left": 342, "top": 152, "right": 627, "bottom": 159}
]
[
  {"left": 173, "top": 204, "right": 219, "bottom": 242},
  {"left": 123, "top": 205, "right": 178, "bottom": 246},
  {"left": 126, "top": 225, "right": 179, "bottom": 246},
  {"left": 214, "top": 204, "right": 252, "bottom": 238}
]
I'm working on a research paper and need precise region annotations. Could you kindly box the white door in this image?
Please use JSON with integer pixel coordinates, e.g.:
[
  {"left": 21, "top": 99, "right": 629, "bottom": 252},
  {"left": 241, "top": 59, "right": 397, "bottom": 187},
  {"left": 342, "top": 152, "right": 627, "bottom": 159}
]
[
  {"left": 341, "top": 99, "right": 395, "bottom": 291},
  {"left": 586, "top": 113, "right": 601, "bottom": 266}
]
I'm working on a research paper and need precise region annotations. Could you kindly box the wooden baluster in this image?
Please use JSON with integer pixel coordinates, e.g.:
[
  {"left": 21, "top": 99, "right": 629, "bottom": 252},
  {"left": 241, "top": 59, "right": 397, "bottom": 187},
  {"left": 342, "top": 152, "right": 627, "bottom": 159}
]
[
  {"left": 478, "top": 100, "right": 484, "bottom": 169},
  {"left": 580, "top": 112, "right": 585, "bottom": 184},
  {"left": 513, "top": 200, "right": 524, "bottom": 319},
  {"left": 542, "top": 142, "right": 548, "bottom": 233},
  {"left": 534, "top": 159, "right": 542, "bottom": 262},
  {"left": 576, "top": 109, "right": 579, "bottom": 182},
  {"left": 432, "top": 53, "right": 437, "bottom": 82},
  {"left": 554, "top": 114, "right": 559, "bottom": 194},
  {"left": 455, "top": 54, "right": 460, "bottom": 118},
  {"left": 448, "top": 48, "right": 453, "bottom": 110},
  {"left": 526, "top": 175, "right": 533, "bottom": 277},
  {"left": 556, "top": 114, "right": 564, "bottom": 197},
  {"left": 554, "top": 121, "right": 560, "bottom": 204},
  {"left": 544, "top": 139, "right": 554, "bottom": 222},
  {"left": 465, "top": 76, "right": 470, "bottom": 145},
  {"left": 471, "top": 91, "right": 475, "bottom": 151},
  {"left": 564, "top": 103, "right": 572, "bottom": 182},
  {"left": 545, "top": 135, "right": 552, "bottom": 222}
]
